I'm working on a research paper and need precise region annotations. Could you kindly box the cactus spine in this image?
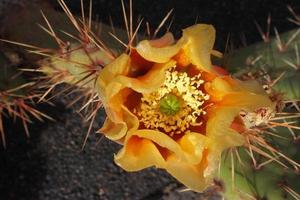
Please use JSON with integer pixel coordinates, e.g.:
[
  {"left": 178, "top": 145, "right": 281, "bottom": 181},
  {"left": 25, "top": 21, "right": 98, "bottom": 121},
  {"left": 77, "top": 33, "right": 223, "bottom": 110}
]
[{"left": 220, "top": 12, "right": 300, "bottom": 200}]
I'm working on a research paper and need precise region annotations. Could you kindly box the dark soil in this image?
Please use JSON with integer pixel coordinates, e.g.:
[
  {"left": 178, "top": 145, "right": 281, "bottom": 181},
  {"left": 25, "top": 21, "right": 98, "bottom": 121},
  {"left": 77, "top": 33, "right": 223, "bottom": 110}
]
[{"left": 0, "top": 0, "right": 298, "bottom": 199}]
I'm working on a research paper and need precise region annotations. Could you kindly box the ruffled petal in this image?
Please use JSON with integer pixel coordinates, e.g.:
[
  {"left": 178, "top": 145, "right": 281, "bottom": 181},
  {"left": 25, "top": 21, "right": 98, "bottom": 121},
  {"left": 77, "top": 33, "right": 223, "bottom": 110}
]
[
  {"left": 205, "top": 77, "right": 233, "bottom": 101},
  {"left": 99, "top": 117, "right": 127, "bottom": 141},
  {"left": 118, "top": 129, "right": 185, "bottom": 161},
  {"left": 111, "top": 60, "right": 176, "bottom": 93},
  {"left": 233, "top": 79, "right": 269, "bottom": 95},
  {"left": 206, "top": 107, "right": 246, "bottom": 150},
  {"left": 220, "top": 92, "right": 274, "bottom": 109},
  {"left": 177, "top": 132, "right": 207, "bottom": 164},
  {"left": 102, "top": 88, "right": 131, "bottom": 122},
  {"left": 182, "top": 24, "right": 216, "bottom": 72},
  {"left": 97, "top": 54, "right": 130, "bottom": 100},
  {"left": 114, "top": 129, "right": 179, "bottom": 171},
  {"left": 136, "top": 35, "right": 186, "bottom": 63},
  {"left": 99, "top": 106, "right": 139, "bottom": 141},
  {"left": 205, "top": 77, "right": 275, "bottom": 110},
  {"left": 115, "top": 129, "right": 212, "bottom": 191},
  {"left": 136, "top": 24, "right": 216, "bottom": 73},
  {"left": 165, "top": 154, "right": 207, "bottom": 192},
  {"left": 115, "top": 135, "right": 166, "bottom": 170},
  {"left": 148, "top": 32, "right": 175, "bottom": 47}
]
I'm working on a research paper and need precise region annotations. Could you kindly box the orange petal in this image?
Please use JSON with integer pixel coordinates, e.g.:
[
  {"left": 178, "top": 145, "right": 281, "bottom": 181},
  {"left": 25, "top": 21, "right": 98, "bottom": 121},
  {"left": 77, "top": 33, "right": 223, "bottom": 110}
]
[
  {"left": 165, "top": 154, "right": 208, "bottom": 192},
  {"left": 115, "top": 129, "right": 214, "bottom": 191},
  {"left": 182, "top": 24, "right": 216, "bottom": 72},
  {"left": 136, "top": 24, "right": 216, "bottom": 72},
  {"left": 233, "top": 79, "right": 268, "bottom": 95},
  {"left": 148, "top": 32, "right": 175, "bottom": 47},
  {"left": 96, "top": 54, "right": 130, "bottom": 98},
  {"left": 206, "top": 107, "right": 246, "bottom": 150},
  {"left": 136, "top": 35, "right": 186, "bottom": 63},
  {"left": 177, "top": 132, "right": 207, "bottom": 164},
  {"left": 99, "top": 106, "right": 139, "bottom": 141},
  {"left": 220, "top": 92, "right": 274, "bottom": 109},
  {"left": 110, "top": 60, "right": 176, "bottom": 93},
  {"left": 115, "top": 135, "right": 166, "bottom": 170},
  {"left": 205, "top": 77, "right": 233, "bottom": 101}
]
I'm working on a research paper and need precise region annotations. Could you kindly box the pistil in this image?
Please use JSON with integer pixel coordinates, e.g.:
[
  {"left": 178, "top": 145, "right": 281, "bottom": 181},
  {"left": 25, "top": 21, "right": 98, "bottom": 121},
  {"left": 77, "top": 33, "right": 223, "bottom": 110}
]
[
  {"left": 135, "top": 67, "right": 209, "bottom": 134},
  {"left": 159, "top": 94, "right": 181, "bottom": 116}
]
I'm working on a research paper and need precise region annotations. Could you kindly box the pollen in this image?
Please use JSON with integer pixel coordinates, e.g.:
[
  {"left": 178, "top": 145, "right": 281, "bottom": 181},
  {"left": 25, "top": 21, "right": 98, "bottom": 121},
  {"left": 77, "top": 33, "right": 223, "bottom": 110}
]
[{"left": 134, "top": 67, "right": 209, "bottom": 135}]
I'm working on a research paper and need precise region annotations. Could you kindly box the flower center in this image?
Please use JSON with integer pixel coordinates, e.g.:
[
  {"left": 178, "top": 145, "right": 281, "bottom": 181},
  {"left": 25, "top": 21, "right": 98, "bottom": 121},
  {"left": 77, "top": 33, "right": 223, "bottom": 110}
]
[
  {"left": 159, "top": 94, "right": 181, "bottom": 116},
  {"left": 134, "top": 67, "right": 209, "bottom": 135}
]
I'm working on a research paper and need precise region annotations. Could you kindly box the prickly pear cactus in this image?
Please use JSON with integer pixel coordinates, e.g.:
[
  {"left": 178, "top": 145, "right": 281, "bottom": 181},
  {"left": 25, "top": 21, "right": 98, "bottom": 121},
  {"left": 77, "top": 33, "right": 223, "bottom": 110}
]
[
  {"left": 0, "top": 50, "right": 51, "bottom": 148},
  {"left": 219, "top": 18, "right": 300, "bottom": 199},
  {"left": 0, "top": 0, "right": 134, "bottom": 149},
  {"left": 223, "top": 28, "right": 300, "bottom": 100},
  {"left": 1, "top": 1, "right": 299, "bottom": 199},
  {"left": 220, "top": 128, "right": 300, "bottom": 200}
]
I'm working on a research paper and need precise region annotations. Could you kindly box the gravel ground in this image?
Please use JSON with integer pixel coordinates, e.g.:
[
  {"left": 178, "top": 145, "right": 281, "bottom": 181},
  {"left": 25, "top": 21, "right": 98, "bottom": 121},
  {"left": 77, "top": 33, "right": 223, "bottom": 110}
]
[
  {"left": 0, "top": 101, "right": 206, "bottom": 200},
  {"left": 0, "top": 0, "right": 298, "bottom": 199}
]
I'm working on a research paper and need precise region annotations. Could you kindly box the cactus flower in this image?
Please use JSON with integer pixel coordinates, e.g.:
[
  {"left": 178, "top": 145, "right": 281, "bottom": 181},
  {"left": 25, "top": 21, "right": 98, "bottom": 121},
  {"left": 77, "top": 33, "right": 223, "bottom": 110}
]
[{"left": 96, "top": 24, "right": 275, "bottom": 191}]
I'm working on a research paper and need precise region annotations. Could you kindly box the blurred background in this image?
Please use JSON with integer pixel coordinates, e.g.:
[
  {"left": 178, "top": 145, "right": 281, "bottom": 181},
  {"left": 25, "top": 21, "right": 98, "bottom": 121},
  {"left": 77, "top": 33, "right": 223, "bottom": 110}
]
[{"left": 0, "top": 0, "right": 298, "bottom": 199}]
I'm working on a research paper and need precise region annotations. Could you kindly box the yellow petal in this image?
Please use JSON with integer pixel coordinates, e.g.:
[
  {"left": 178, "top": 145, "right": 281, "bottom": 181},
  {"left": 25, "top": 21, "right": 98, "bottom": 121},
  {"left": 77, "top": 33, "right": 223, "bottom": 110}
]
[
  {"left": 233, "top": 79, "right": 268, "bottom": 95},
  {"left": 166, "top": 134, "right": 218, "bottom": 192},
  {"left": 114, "top": 129, "right": 191, "bottom": 170},
  {"left": 206, "top": 107, "right": 246, "bottom": 150},
  {"left": 206, "top": 83, "right": 274, "bottom": 151},
  {"left": 220, "top": 92, "right": 275, "bottom": 110},
  {"left": 115, "top": 130, "right": 213, "bottom": 191},
  {"left": 99, "top": 117, "right": 127, "bottom": 141},
  {"left": 98, "top": 55, "right": 176, "bottom": 103},
  {"left": 148, "top": 32, "right": 175, "bottom": 47},
  {"left": 136, "top": 35, "right": 186, "bottom": 63},
  {"left": 127, "top": 129, "right": 184, "bottom": 157},
  {"left": 165, "top": 154, "right": 207, "bottom": 192},
  {"left": 178, "top": 132, "right": 206, "bottom": 164},
  {"left": 99, "top": 106, "right": 139, "bottom": 141},
  {"left": 110, "top": 60, "right": 176, "bottom": 93},
  {"left": 115, "top": 135, "right": 166, "bottom": 171},
  {"left": 136, "top": 24, "right": 216, "bottom": 72},
  {"left": 102, "top": 88, "right": 130, "bottom": 121},
  {"left": 205, "top": 77, "right": 233, "bottom": 101},
  {"left": 211, "top": 77, "right": 233, "bottom": 93},
  {"left": 182, "top": 24, "right": 216, "bottom": 72},
  {"left": 97, "top": 53, "right": 130, "bottom": 99}
]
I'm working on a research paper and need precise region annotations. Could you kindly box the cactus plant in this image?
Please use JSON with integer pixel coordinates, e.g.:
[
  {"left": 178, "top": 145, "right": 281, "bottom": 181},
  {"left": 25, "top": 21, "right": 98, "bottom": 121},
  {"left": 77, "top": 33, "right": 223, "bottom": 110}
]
[
  {"left": 0, "top": 0, "right": 125, "bottom": 146},
  {"left": 0, "top": 50, "right": 52, "bottom": 148},
  {"left": 1, "top": 0, "right": 299, "bottom": 199},
  {"left": 218, "top": 8, "right": 300, "bottom": 200},
  {"left": 223, "top": 27, "right": 300, "bottom": 100}
]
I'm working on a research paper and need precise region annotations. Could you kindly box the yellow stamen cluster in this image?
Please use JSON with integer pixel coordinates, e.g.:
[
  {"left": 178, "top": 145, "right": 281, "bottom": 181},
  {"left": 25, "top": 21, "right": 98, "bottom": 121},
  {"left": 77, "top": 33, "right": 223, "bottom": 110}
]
[{"left": 135, "top": 67, "right": 209, "bottom": 135}]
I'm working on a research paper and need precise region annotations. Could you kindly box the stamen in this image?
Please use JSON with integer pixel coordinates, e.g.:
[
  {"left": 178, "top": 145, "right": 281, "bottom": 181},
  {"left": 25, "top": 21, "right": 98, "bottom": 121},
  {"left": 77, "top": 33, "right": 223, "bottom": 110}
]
[{"left": 135, "top": 67, "right": 209, "bottom": 134}]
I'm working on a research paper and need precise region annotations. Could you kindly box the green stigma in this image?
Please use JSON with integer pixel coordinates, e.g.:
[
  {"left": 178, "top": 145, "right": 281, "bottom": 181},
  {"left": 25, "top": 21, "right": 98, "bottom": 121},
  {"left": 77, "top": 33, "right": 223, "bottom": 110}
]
[{"left": 159, "top": 94, "right": 181, "bottom": 116}]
